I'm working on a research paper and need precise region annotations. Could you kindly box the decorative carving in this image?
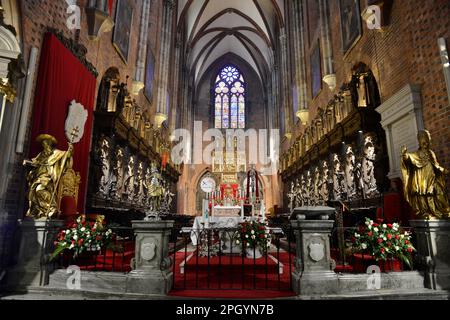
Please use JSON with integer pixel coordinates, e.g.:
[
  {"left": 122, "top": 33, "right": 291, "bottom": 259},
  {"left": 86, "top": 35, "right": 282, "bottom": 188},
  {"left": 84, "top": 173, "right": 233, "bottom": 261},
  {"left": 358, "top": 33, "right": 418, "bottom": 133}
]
[
  {"left": 111, "top": 147, "right": 124, "bottom": 201},
  {"left": 124, "top": 155, "right": 135, "bottom": 202},
  {"left": 362, "top": 135, "right": 379, "bottom": 198},
  {"left": 141, "top": 242, "right": 156, "bottom": 262},
  {"left": 309, "top": 241, "right": 325, "bottom": 262},
  {"left": 98, "top": 138, "right": 112, "bottom": 197},
  {"left": 345, "top": 145, "right": 357, "bottom": 200},
  {"left": 332, "top": 154, "right": 345, "bottom": 201}
]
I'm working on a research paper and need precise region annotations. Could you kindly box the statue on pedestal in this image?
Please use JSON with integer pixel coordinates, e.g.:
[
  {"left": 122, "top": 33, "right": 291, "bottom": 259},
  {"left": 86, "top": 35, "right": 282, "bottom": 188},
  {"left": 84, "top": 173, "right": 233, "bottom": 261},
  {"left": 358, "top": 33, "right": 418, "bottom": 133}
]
[
  {"left": 145, "top": 164, "right": 165, "bottom": 220},
  {"left": 24, "top": 134, "right": 74, "bottom": 219},
  {"left": 401, "top": 130, "right": 450, "bottom": 219}
]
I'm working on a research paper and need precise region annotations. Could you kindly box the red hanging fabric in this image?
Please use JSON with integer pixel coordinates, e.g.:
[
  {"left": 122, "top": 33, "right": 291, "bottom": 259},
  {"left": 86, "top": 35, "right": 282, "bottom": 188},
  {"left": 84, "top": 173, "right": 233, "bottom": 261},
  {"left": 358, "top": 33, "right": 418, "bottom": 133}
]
[
  {"left": 29, "top": 33, "right": 96, "bottom": 214},
  {"left": 108, "top": 0, "right": 114, "bottom": 16}
]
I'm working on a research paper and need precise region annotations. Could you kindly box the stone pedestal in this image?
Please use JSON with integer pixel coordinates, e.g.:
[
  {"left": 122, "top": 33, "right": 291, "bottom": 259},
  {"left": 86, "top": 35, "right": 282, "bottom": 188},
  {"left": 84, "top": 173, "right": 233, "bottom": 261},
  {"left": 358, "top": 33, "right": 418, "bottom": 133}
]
[
  {"left": 7, "top": 218, "right": 64, "bottom": 287},
  {"left": 410, "top": 220, "right": 450, "bottom": 290},
  {"left": 291, "top": 208, "right": 338, "bottom": 296},
  {"left": 126, "top": 220, "right": 174, "bottom": 295}
]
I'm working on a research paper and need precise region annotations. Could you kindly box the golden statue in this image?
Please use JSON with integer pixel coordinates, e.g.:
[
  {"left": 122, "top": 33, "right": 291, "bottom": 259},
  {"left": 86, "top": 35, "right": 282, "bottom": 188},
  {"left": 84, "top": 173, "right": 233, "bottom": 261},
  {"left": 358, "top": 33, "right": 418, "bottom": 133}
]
[
  {"left": 401, "top": 130, "right": 450, "bottom": 220},
  {"left": 24, "top": 134, "right": 74, "bottom": 220}
]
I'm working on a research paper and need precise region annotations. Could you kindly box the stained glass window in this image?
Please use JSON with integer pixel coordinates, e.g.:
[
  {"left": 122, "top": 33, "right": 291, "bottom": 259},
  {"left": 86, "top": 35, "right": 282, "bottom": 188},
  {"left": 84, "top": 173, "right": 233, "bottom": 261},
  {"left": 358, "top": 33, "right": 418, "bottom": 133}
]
[{"left": 215, "top": 65, "right": 246, "bottom": 129}]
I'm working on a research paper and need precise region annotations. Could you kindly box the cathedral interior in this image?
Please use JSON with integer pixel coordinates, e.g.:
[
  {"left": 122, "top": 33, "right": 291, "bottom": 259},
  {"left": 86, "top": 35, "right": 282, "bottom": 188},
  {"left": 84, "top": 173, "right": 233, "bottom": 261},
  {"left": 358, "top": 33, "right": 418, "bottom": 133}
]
[{"left": 0, "top": 0, "right": 450, "bottom": 302}]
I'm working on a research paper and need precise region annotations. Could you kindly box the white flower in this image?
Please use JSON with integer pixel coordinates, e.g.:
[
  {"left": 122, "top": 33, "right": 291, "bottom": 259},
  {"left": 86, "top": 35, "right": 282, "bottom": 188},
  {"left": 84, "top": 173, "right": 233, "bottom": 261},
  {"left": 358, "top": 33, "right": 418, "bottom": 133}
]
[
  {"left": 368, "top": 225, "right": 372, "bottom": 230},
  {"left": 395, "top": 246, "right": 400, "bottom": 251},
  {"left": 73, "top": 235, "right": 78, "bottom": 241},
  {"left": 400, "top": 234, "right": 405, "bottom": 239},
  {"left": 355, "top": 233, "right": 361, "bottom": 238},
  {"left": 251, "top": 230, "right": 255, "bottom": 235},
  {"left": 236, "top": 240, "right": 240, "bottom": 245},
  {"left": 383, "top": 237, "right": 387, "bottom": 241},
  {"left": 374, "top": 227, "right": 379, "bottom": 232},
  {"left": 246, "top": 243, "right": 250, "bottom": 247},
  {"left": 69, "top": 244, "right": 75, "bottom": 249},
  {"left": 66, "top": 230, "right": 71, "bottom": 234},
  {"left": 81, "top": 227, "right": 86, "bottom": 232},
  {"left": 264, "top": 235, "right": 268, "bottom": 238},
  {"left": 361, "top": 243, "right": 367, "bottom": 250},
  {"left": 365, "top": 221, "right": 370, "bottom": 226},
  {"left": 251, "top": 235, "right": 256, "bottom": 240},
  {"left": 382, "top": 224, "right": 387, "bottom": 229},
  {"left": 369, "top": 220, "right": 374, "bottom": 225},
  {"left": 245, "top": 235, "right": 249, "bottom": 238}
]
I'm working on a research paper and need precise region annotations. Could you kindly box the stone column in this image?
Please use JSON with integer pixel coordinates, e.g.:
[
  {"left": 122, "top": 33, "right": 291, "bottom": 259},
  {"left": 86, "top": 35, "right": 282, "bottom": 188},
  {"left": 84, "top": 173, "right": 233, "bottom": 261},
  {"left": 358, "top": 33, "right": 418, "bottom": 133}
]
[
  {"left": 154, "top": 0, "right": 175, "bottom": 128},
  {"left": 318, "top": 0, "right": 336, "bottom": 91},
  {"left": 132, "top": 0, "right": 151, "bottom": 95},
  {"left": 292, "top": 0, "right": 309, "bottom": 125},
  {"left": 126, "top": 220, "right": 174, "bottom": 295},
  {"left": 280, "top": 28, "right": 292, "bottom": 139},
  {"left": 7, "top": 218, "right": 64, "bottom": 287},
  {"left": 291, "top": 207, "right": 338, "bottom": 296},
  {"left": 409, "top": 220, "right": 450, "bottom": 290}
]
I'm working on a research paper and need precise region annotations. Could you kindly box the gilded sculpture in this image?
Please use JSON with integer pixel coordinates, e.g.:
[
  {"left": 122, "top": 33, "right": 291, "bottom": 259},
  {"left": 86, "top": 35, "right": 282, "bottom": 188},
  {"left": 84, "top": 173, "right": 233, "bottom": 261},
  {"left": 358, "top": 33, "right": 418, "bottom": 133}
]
[
  {"left": 24, "top": 134, "right": 74, "bottom": 219},
  {"left": 401, "top": 130, "right": 450, "bottom": 220}
]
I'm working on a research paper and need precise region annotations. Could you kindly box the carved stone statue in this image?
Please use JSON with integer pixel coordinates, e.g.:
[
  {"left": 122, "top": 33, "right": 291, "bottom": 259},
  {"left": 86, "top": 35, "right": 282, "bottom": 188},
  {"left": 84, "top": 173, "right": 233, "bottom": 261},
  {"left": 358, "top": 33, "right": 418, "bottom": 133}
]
[
  {"left": 345, "top": 145, "right": 356, "bottom": 200},
  {"left": 362, "top": 136, "right": 379, "bottom": 198},
  {"left": 124, "top": 155, "right": 135, "bottom": 202},
  {"left": 98, "top": 138, "right": 111, "bottom": 198},
  {"left": 320, "top": 160, "right": 330, "bottom": 204},
  {"left": 401, "top": 130, "right": 450, "bottom": 219},
  {"left": 135, "top": 161, "right": 145, "bottom": 205},
  {"left": 306, "top": 170, "right": 313, "bottom": 206},
  {"left": 332, "top": 154, "right": 345, "bottom": 200},
  {"left": 295, "top": 178, "right": 304, "bottom": 207},
  {"left": 287, "top": 181, "right": 296, "bottom": 211},
  {"left": 111, "top": 147, "right": 124, "bottom": 201},
  {"left": 24, "top": 134, "right": 74, "bottom": 219}
]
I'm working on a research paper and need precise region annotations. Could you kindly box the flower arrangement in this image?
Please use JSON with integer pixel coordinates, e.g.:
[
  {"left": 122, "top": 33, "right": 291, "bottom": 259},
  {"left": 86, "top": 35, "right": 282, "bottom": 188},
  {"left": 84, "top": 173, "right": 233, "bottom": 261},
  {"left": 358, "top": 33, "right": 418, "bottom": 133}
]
[
  {"left": 50, "top": 215, "right": 115, "bottom": 260},
  {"left": 351, "top": 218, "right": 416, "bottom": 268},
  {"left": 235, "top": 220, "right": 271, "bottom": 251}
]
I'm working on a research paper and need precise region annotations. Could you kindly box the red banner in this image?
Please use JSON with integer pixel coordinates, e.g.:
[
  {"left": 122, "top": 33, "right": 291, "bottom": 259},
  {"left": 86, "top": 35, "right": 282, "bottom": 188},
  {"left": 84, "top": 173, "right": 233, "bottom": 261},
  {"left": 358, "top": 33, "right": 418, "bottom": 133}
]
[{"left": 29, "top": 33, "right": 96, "bottom": 214}]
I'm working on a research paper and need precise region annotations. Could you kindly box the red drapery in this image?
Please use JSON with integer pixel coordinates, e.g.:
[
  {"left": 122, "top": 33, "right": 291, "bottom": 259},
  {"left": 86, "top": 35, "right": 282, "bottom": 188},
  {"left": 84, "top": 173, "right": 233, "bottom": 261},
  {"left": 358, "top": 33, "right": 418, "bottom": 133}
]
[{"left": 29, "top": 33, "right": 96, "bottom": 214}]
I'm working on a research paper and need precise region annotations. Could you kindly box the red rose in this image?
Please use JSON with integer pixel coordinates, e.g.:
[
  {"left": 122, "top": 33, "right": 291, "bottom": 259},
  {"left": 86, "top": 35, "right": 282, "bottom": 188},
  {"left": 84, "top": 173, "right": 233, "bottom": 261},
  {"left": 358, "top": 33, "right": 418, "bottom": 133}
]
[
  {"left": 78, "top": 239, "right": 84, "bottom": 246},
  {"left": 387, "top": 234, "right": 392, "bottom": 240},
  {"left": 368, "top": 232, "right": 373, "bottom": 237},
  {"left": 96, "top": 236, "right": 102, "bottom": 241},
  {"left": 377, "top": 238, "right": 383, "bottom": 244},
  {"left": 407, "top": 247, "right": 413, "bottom": 253},
  {"left": 380, "top": 248, "right": 385, "bottom": 253},
  {"left": 54, "top": 241, "right": 59, "bottom": 245},
  {"left": 351, "top": 236, "right": 356, "bottom": 243},
  {"left": 405, "top": 240, "right": 409, "bottom": 245},
  {"left": 373, "top": 223, "right": 379, "bottom": 227},
  {"left": 387, "top": 224, "right": 393, "bottom": 229},
  {"left": 72, "top": 224, "right": 77, "bottom": 228},
  {"left": 395, "top": 235, "right": 399, "bottom": 240},
  {"left": 71, "top": 240, "right": 75, "bottom": 245}
]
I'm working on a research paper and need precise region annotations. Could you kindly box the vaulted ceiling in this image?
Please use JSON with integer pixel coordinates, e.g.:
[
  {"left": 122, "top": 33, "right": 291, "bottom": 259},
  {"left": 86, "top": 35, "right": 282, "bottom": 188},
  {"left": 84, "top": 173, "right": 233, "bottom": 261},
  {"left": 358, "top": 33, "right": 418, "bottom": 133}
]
[{"left": 177, "top": 0, "right": 285, "bottom": 85}]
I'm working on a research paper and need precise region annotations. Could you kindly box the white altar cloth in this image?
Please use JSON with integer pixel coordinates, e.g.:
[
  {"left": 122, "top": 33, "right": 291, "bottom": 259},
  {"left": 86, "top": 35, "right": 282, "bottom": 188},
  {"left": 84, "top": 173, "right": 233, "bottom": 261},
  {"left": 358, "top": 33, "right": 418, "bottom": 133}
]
[
  {"left": 213, "top": 206, "right": 242, "bottom": 217},
  {"left": 190, "top": 216, "right": 243, "bottom": 246}
]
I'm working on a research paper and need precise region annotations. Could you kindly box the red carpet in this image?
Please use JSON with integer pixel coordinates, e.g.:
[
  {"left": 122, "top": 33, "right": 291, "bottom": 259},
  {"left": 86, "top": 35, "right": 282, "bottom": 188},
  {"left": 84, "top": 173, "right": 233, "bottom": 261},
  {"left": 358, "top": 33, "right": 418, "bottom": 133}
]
[{"left": 169, "top": 251, "right": 296, "bottom": 299}]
